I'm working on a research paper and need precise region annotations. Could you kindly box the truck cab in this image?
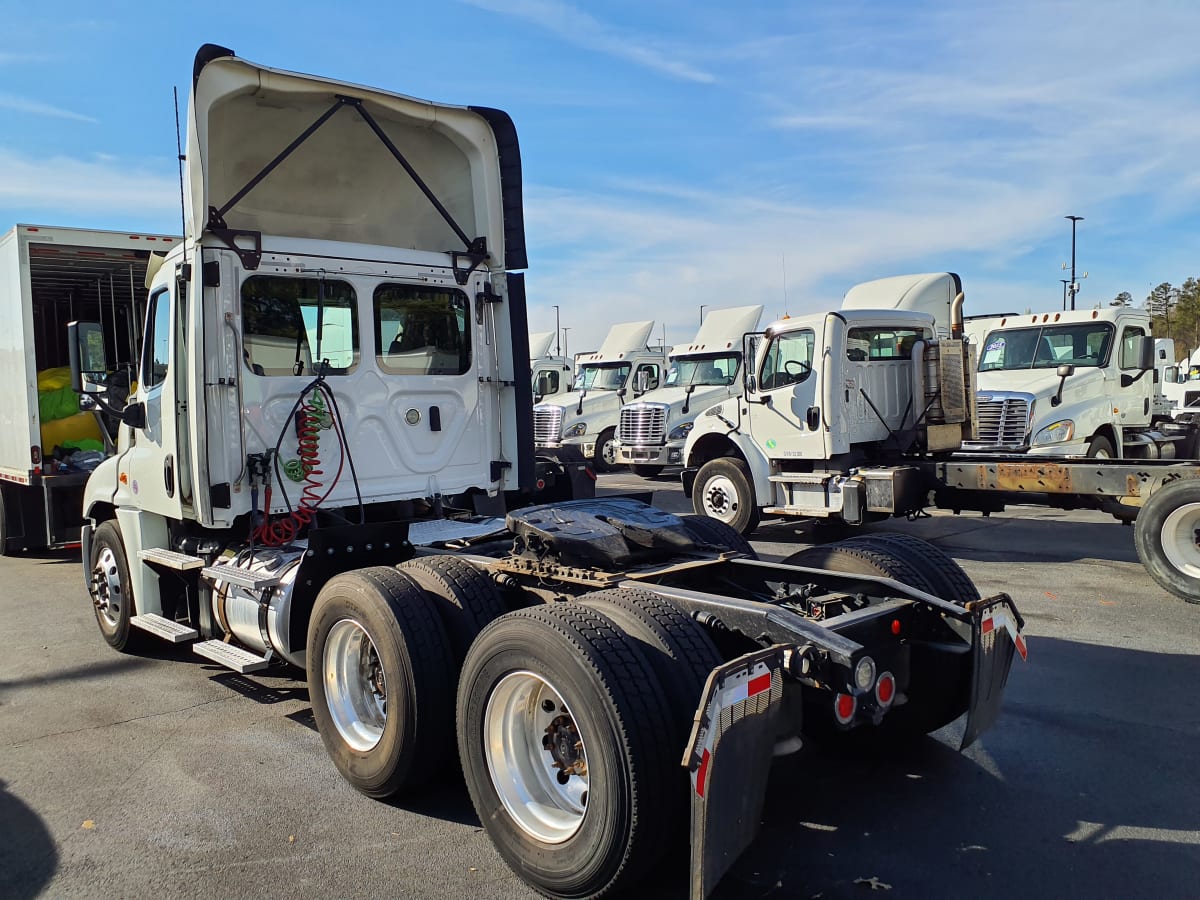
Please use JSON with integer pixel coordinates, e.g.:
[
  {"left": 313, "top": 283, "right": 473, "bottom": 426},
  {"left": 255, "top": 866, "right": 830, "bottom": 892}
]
[
  {"left": 529, "top": 330, "right": 573, "bottom": 402},
  {"left": 963, "top": 307, "right": 1164, "bottom": 458},
  {"left": 614, "top": 305, "right": 762, "bottom": 476},
  {"left": 77, "top": 45, "right": 536, "bottom": 626},
  {"left": 532, "top": 320, "right": 668, "bottom": 471},
  {"left": 682, "top": 303, "right": 972, "bottom": 532}
]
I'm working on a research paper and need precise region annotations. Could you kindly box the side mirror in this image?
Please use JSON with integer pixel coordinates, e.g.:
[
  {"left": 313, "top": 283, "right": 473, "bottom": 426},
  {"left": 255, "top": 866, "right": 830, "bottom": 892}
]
[
  {"left": 1051, "top": 364, "right": 1075, "bottom": 407},
  {"left": 746, "top": 374, "right": 757, "bottom": 393},
  {"left": 634, "top": 370, "right": 650, "bottom": 394},
  {"left": 1135, "top": 336, "right": 1155, "bottom": 371},
  {"left": 68, "top": 321, "right": 108, "bottom": 393},
  {"left": 535, "top": 372, "right": 556, "bottom": 397}
]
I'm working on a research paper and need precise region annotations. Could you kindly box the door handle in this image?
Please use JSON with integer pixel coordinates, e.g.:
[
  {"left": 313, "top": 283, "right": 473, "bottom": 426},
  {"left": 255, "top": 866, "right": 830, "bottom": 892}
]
[{"left": 164, "top": 455, "right": 176, "bottom": 498}]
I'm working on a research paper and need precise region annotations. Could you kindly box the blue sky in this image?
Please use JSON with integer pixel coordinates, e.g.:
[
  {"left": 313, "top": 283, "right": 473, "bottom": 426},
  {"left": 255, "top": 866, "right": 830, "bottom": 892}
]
[{"left": 3, "top": 0, "right": 1199, "bottom": 352}]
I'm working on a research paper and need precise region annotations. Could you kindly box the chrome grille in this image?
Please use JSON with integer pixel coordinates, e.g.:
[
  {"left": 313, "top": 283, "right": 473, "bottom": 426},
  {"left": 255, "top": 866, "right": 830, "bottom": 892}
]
[
  {"left": 618, "top": 404, "right": 667, "bottom": 445},
  {"left": 533, "top": 405, "right": 563, "bottom": 444},
  {"left": 963, "top": 396, "right": 1030, "bottom": 449}
]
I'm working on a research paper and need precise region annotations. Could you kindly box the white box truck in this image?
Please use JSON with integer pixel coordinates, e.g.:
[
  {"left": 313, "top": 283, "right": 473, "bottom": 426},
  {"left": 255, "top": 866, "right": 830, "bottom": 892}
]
[{"left": 0, "top": 224, "right": 178, "bottom": 553}]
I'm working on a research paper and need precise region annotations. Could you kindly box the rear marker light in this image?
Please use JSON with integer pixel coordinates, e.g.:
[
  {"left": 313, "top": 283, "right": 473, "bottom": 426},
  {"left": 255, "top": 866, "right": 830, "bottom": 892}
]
[
  {"left": 891, "top": 618, "right": 901, "bottom": 635},
  {"left": 834, "top": 693, "right": 856, "bottom": 724},
  {"left": 875, "top": 672, "right": 896, "bottom": 708}
]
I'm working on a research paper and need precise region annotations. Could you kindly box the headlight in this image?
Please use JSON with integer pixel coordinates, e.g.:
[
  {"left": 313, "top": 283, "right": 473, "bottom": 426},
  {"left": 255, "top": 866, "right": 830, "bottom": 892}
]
[
  {"left": 1033, "top": 420, "right": 1074, "bottom": 444},
  {"left": 668, "top": 421, "right": 694, "bottom": 441},
  {"left": 564, "top": 422, "right": 587, "bottom": 438}
]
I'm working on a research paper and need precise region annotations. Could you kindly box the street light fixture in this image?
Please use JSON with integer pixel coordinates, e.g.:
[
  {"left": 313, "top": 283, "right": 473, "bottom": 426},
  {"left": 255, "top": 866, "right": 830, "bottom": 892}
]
[{"left": 1065, "top": 215, "right": 1084, "bottom": 310}]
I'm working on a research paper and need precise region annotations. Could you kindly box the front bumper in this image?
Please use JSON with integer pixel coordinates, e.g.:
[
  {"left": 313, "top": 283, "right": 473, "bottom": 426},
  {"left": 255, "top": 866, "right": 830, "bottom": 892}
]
[{"left": 616, "top": 441, "right": 685, "bottom": 466}]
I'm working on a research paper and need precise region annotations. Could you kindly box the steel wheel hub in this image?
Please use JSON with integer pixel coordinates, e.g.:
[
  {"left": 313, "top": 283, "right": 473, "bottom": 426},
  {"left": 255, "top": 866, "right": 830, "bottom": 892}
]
[
  {"left": 324, "top": 619, "right": 388, "bottom": 752},
  {"left": 92, "top": 547, "right": 124, "bottom": 627},
  {"left": 1160, "top": 502, "right": 1200, "bottom": 578},
  {"left": 703, "top": 475, "right": 740, "bottom": 523},
  {"left": 484, "top": 671, "right": 589, "bottom": 843},
  {"left": 601, "top": 439, "right": 617, "bottom": 467}
]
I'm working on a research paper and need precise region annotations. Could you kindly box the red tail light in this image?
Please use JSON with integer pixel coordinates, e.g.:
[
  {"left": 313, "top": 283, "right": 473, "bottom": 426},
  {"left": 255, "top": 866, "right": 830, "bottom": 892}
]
[
  {"left": 834, "top": 692, "right": 856, "bottom": 724},
  {"left": 875, "top": 672, "right": 896, "bottom": 708}
]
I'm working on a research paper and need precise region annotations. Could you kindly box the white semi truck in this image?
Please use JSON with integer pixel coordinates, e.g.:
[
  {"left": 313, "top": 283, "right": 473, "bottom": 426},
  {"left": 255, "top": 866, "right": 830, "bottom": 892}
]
[
  {"left": 680, "top": 275, "right": 1200, "bottom": 604},
  {"left": 72, "top": 48, "right": 1029, "bottom": 900},
  {"left": 614, "top": 304, "right": 763, "bottom": 476},
  {"left": 532, "top": 320, "right": 669, "bottom": 471},
  {"left": 0, "top": 224, "right": 178, "bottom": 554},
  {"left": 963, "top": 306, "right": 1195, "bottom": 461},
  {"left": 529, "top": 329, "right": 573, "bottom": 402}
]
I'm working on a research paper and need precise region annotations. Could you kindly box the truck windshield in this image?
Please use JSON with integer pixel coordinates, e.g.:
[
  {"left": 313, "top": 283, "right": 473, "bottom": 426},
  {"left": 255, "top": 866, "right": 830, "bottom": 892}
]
[
  {"left": 979, "top": 323, "right": 1114, "bottom": 371},
  {"left": 665, "top": 354, "right": 739, "bottom": 387},
  {"left": 574, "top": 364, "right": 629, "bottom": 391}
]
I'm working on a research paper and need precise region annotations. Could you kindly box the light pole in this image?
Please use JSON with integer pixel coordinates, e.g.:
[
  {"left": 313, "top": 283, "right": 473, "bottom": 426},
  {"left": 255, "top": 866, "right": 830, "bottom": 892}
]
[
  {"left": 561, "top": 327, "right": 571, "bottom": 359},
  {"left": 553, "top": 305, "right": 561, "bottom": 356},
  {"left": 1065, "top": 215, "right": 1083, "bottom": 310},
  {"left": 1060, "top": 279, "right": 1070, "bottom": 311},
  {"left": 699, "top": 305, "right": 707, "bottom": 326}
]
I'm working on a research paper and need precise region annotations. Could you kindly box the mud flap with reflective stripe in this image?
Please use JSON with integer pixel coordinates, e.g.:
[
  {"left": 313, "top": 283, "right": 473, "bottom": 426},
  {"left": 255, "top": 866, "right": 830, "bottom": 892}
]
[
  {"left": 960, "top": 594, "right": 1025, "bottom": 751},
  {"left": 683, "top": 646, "right": 786, "bottom": 900}
]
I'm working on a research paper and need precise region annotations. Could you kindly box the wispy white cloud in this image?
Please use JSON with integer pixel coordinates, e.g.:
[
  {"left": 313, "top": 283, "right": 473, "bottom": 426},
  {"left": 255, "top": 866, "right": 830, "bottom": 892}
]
[
  {"left": 0, "top": 93, "right": 96, "bottom": 123},
  {"left": 0, "top": 149, "right": 178, "bottom": 216},
  {"left": 459, "top": 0, "right": 715, "bottom": 83}
]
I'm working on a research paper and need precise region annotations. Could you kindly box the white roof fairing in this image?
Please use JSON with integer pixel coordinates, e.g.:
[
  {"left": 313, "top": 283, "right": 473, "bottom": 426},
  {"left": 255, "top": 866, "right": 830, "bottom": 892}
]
[{"left": 186, "top": 46, "right": 518, "bottom": 268}]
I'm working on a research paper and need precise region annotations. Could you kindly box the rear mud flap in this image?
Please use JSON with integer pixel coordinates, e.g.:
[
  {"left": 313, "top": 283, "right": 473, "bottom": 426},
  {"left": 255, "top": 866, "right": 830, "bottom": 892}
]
[
  {"left": 961, "top": 595, "right": 1026, "bottom": 751},
  {"left": 683, "top": 646, "right": 786, "bottom": 900}
]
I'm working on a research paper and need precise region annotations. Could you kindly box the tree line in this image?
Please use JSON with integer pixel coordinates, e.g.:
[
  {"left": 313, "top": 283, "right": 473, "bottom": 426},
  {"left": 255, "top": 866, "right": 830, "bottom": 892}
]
[{"left": 1110, "top": 278, "right": 1200, "bottom": 360}]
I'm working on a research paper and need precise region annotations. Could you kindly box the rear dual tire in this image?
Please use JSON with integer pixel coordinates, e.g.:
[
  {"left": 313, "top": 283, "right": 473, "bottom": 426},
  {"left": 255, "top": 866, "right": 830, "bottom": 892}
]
[{"left": 457, "top": 602, "right": 686, "bottom": 898}]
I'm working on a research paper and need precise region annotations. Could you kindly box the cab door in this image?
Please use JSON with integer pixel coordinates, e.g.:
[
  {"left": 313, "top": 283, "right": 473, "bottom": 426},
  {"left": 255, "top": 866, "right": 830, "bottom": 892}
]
[
  {"left": 746, "top": 326, "right": 827, "bottom": 460},
  {"left": 119, "top": 280, "right": 185, "bottom": 520}
]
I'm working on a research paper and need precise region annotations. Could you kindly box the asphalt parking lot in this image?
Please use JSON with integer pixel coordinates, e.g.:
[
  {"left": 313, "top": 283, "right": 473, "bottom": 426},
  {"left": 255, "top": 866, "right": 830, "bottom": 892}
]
[{"left": 2, "top": 472, "right": 1199, "bottom": 899}]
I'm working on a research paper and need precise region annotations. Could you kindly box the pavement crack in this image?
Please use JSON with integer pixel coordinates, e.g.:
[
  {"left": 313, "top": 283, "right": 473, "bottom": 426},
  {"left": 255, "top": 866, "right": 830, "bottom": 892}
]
[{"left": 5, "top": 696, "right": 233, "bottom": 749}]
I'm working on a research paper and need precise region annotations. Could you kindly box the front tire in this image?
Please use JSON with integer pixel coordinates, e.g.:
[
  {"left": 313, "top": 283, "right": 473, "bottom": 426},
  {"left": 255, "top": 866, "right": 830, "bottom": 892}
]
[
  {"left": 692, "top": 457, "right": 760, "bottom": 535},
  {"left": 1088, "top": 435, "right": 1139, "bottom": 522},
  {"left": 1134, "top": 477, "right": 1200, "bottom": 604},
  {"left": 307, "top": 567, "right": 457, "bottom": 798},
  {"left": 457, "top": 605, "right": 677, "bottom": 898},
  {"left": 593, "top": 427, "right": 619, "bottom": 473},
  {"left": 89, "top": 520, "right": 142, "bottom": 651}
]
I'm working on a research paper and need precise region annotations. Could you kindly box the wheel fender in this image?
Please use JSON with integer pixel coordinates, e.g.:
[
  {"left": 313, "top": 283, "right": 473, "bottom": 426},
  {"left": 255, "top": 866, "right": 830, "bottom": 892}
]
[
  {"left": 687, "top": 432, "right": 771, "bottom": 500},
  {"left": 112, "top": 508, "right": 170, "bottom": 617}
]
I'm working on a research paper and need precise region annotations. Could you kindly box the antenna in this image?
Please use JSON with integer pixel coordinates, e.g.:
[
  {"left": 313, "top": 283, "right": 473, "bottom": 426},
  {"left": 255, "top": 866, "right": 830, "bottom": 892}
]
[
  {"left": 782, "top": 253, "right": 789, "bottom": 316},
  {"left": 173, "top": 87, "right": 186, "bottom": 240}
]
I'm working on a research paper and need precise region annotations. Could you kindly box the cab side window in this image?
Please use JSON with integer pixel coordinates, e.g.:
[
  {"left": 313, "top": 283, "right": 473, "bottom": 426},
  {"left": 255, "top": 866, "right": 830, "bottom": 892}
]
[
  {"left": 634, "top": 363, "right": 660, "bottom": 392},
  {"left": 759, "top": 330, "right": 815, "bottom": 390},
  {"left": 1119, "top": 326, "right": 1146, "bottom": 370},
  {"left": 142, "top": 288, "right": 171, "bottom": 389}
]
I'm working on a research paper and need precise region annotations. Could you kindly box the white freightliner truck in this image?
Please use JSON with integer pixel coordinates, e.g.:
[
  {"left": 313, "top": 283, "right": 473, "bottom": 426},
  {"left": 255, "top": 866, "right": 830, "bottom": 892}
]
[
  {"left": 529, "top": 329, "right": 573, "bottom": 402},
  {"left": 532, "top": 320, "right": 669, "bottom": 471},
  {"left": 0, "top": 224, "right": 178, "bottom": 554},
  {"left": 614, "top": 305, "right": 763, "bottom": 476},
  {"left": 680, "top": 275, "right": 1200, "bottom": 604},
  {"left": 76, "top": 47, "right": 1030, "bottom": 900},
  {"left": 962, "top": 306, "right": 1197, "bottom": 461}
]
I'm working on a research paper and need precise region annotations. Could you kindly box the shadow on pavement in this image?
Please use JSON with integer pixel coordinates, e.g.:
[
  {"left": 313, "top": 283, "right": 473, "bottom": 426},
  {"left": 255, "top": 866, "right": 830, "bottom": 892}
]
[
  {"left": 0, "top": 656, "right": 150, "bottom": 690},
  {"left": 711, "top": 636, "right": 1200, "bottom": 898},
  {"left": 0, "top": 779, "right": 57, "bottom": 899}
]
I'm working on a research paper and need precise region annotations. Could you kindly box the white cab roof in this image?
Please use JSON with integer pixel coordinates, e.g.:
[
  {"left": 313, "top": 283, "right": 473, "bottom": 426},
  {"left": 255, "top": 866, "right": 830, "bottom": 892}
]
[{"left": 673, "top": 305, "right": 764, "bottom": 357}]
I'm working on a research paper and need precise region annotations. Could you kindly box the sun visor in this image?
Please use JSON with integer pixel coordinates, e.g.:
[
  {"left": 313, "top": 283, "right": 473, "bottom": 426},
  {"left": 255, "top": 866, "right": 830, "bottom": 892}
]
[{"left": 187, "top": 47, "right": 523, "bottom": 269}]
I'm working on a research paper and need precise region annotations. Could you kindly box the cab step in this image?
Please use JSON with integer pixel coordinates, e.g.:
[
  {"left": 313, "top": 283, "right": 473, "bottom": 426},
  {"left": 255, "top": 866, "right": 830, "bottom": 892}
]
[
  {"left": 193, "top": 639, "right": 270, "bottom": 673},
  {"left": 138, "top": 548, "right": 205, "bottom": 571},
  {"left": 201, "top": 564, "right": 281, "bottom": 591},
  {"left": 129, "top": 613, "right": 199, "bottom": 643}
]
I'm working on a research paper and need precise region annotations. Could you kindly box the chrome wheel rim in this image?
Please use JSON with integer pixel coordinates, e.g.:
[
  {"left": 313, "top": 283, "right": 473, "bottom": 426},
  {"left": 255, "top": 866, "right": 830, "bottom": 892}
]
[
  {"left": 1160, "top": 502, "right": 1200, "bottom": 578},
  {"left": 324, "top": 619, "right": 388, "bottom": 752},
  {"left": 601, "top": 438, "right": 618, "bottom": 467},
  {"left": 702, "top": 474, "right": 740, "bottom": 524},
  {"left": 92, "top": 546, "right": 124, "bottom": 628},
  {"left": 484, "top": 671, "right": 589, "bottom": 844}
]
